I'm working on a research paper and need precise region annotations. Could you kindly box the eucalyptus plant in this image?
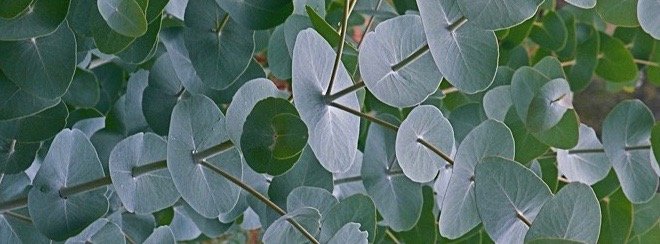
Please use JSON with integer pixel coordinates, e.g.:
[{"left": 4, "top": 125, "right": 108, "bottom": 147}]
[{"left": 1, "top": 0, "right": 659, "bottom": 243}]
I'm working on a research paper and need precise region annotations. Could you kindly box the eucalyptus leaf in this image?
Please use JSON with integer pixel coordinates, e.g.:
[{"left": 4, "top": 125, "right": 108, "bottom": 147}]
[
  {"left": 525, "top": 183, "right": 601, "bottom": 244},
  {"left": 217, "top": 0, "right": 293, "bottom": 30},
  {"left": 0, "top": 0, "right": 33, "bottom": 19},
  {"left": 286, "top": 186, "right": 338, "bottom": 217},
  {"left": 0, "top": 137, "right": 40, "bottom": 174},
  {"left": 143, "top": 226, "right": 175, "bottom": 244},
  {"left": 417, "top": 0, "right": 498, "bottom": 93},
  {"left": 359, "top": 14, "right": 441, "bottom": 107},
  {"left": 566, "top": 0, "right": 597, "bottom": 9},
  {"left": 0, "top": 0, "right": 71, "bottom": 40},
  {"left": 602, "top": 100, "right": 658, "bottom": 203},
  {"left": 319, "top": 194, "right": 377, "bottom": 243},
  {"left": 328, "top": 222, "right": 369, "bottom": 244},
  {"left": 65, "top": 218, "right": 125, "bottom": 244},
  {"left": 292, "top": 29, "right": 360, "bottom": 174},
  {"left": 596, "top": 0, "right": 639, "bottom": 27},
  {"left": 0, "top": 70, "right": 60, "bottom": 121},
  {"left": 0, "top": 172, "right": 49, "bottom": 243},
  {"left": 262, "top": 207, "right": 321, "bottom": 244},
  {"left": 557, "top": 124, "right": 611, "bottom": 185},
  {"left": 474, "top": 157, "right": 553, "bottom": 244},
  {"left": 395, "top": 105, "right": 454, "bottom": 183},
  {"left": 599, "top": 188, "right": 633, "bottom": 244},
  {"left": 455, "top": 0, "right": 543, "bottom": 30},
  {"left": 97, "top": 0, "right": 148, "bottom": 37},
  {"left": 363, "top": 115, "right": 423, "bottom": 231},
  {"left": 28, "top": 129, "right": 109, "bottom": 241},
  {"left": 595, "top": 33, "right": 638, "bottom": 83},
  {"left": 0, "top": 101, "right": 68, "bottom": 143},
  {"left": 439, "top": 119, "right": 515, "bottom": 239},
  {"left": 0, "top": 23, "right": 76, "bottom": 99},
  {"left": 142, "top": 53, "right": 183, "bottom": 135},
  {"left": 109, "top": 133, "right": 179, "bottom": 214},
  {"left": 167, "top": 95, "right": 242, "bottom": 218},
  {"left": 638, "top": 0, "right": 660, "bottom": 39}
]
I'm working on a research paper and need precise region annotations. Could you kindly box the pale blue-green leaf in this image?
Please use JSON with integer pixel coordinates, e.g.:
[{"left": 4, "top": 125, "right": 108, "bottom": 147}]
[
  {"left": 115, "top": 15, "right": 163, "bottom": 64},
  {"left": 63, "top": 68, "right": 100, "bottom": 108},
  {"left": 262, "top": 207, "right": 321, "bottom": 244},
  {"left": 566, "top": 0, "right": 597, "bottom": 8},
  {"left": 65, "top": 218, "right": 125, "bottom": 244},
  {"left": 359, "top": 15, "right": 441, "bottom": 107},
  {"left": 97, "top": 0, "right": 148, "bottom": 37},
  {"left": 475, "top": 157, "right": 552, "bottom": 243},
  {"left": 142, "top": 53, "right": 183, "bottom": 135},
  {"left": 433, "top": 164, "right": 452, "bottom": 211},
  {"left": 268, "top": 26, "right": 293, "bottom": 79},
  {"left": 0, "top": 23, "right": 76, "bottom": 99},
  {"left": 183, "top": 0, "right": 255, "bottom": 90},
  {"left": 511, "top": 66, "right": 551, "bottom": 122},
  {"left": 439, "top": 119, "right": 515, "bottom": 239},
  {"left": 286, "top": 186, "right": 338, "bottom": 217},
  {"left": 0, "top": 0, "right": 71, "bottom": 40},
  {"left": 456, "top": 0, "right": 544, "bottom": 30},
  {"left": 483, "top": 85, "right": 512, "bottom": 122},
  {"left": 396, "top": 105, "right": 454, "bottom": 183},
  {"left": 418, "top": 0, "right": 498, "bottom": 93},
  {"left": 268, "top": 146, "right": 334, "bottom": 207},
  {"left": 169, "top": 205, "right": 201, "bottom": 241},
  {"left": 525, "top": 183, "right": 601, "bottom": 243},
  {"left": 0, "top": 101, "right": 68, "bottom": 143},
  {"left": 217, "top": 0, "right": 293, "bottom": 30},
  {"left": 638, "top": 0, "right": 660, "bottom": 39},
  {"left": 333, "top": 151, "right": 367, "bottom": 199},
  {"left": 177, "top": 202, "right": 232, "bottom": 238},
  {"left": 225, "top": 78, "right": 289, "bottom": 149},
  {"left": 633, "top": 193, "right": 660, "bottom": 236},
  {"left": 603, "top": 100, "right": 658, "bottom": 203},
  {"left": 109, "top": 133, "right": 179, "bottom": 214},
  {"left": 596, "top": 0, "right": 639, "bottom": 27},
  {"left": 319, "top": 194, "right": 377, "bottom": 243},
  {"left": 0, "top": 172, "right": 49, "bottom": 243},
  {"left": 107, "top": 211, "right": 155, "bottom": 244},
  {"left": 328, "top": 222, "right": 369, "bottom": 244},
  {"left": 0, "top": 138, "right": 39, "bottom": 174},
  {"left": 526, "top": 78, "right": 573, "bottom": 132},
  {"left": 292, "top": 29, "right": 360, "bottom": 174},
  {"left": 557, "top": 124, "right": 611, "bottom": 185},
  {"left": 28, "top": 129, "right": 108, "bottom": 241},
  {"left": 448, "top": 103, "right": 487, "bottom": 144},
  {"left": 167, "top": 95, "right": 242, "bottom": 218},
  {"left": 144, "top": 226, "right": 175, "bottom": 244},
  {"left": 363, "top": 116, "right": 423, "bottom": 231}
]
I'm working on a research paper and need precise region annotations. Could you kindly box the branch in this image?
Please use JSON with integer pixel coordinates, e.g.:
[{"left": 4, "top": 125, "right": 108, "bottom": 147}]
[
  {"left": 132, "top": 159, "right": 168, "bottom": 177},
  {"left": 328, "top": 102, "right": 400, "bottom": 131},
  {"left": 59, "top": 176, "right": 112, "bottom": 198},
  {"left": 192, "top": 140, "right": 234, "bottom": 162},
  {"left": 199, "top": 160, "right": 319, "bottom": 244},
  {"left": 416, "top": 138, "right": 454, "bottom": 165},
  {"left": 325, "top": 0, "right": 353, "bottom": 96},
  {"left": 516, "top": 210, "right": 532, "bottom": 227},
  {"left": 325, "top": 81, "right": 365, "bottom": 103}
]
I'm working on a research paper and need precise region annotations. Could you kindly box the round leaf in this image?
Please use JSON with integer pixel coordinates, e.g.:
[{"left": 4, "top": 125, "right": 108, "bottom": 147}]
[
  {"left": 225, "top": 78, "right": 289, "bottom": 149},
  {"left": 28, "top": 129, "right": 109, "bottom": 241},
  {"left": 217, "top": 0, "right": 293, "bottom": 30},
  {"left": 595, "top": 33, "right": 637, "bottom": 83},
  {"left": 363, "top": 116, "right": 423, "bottom": 231},
  {"left": 241, "top": 97, "right": 308, "bottom": 175},
  {"left": 319, "top": 194, "right": 377, "bottom": 243},
  {"left": 292, "top": 28, "right": 360, "bottom": 173},
  {"left": 0, "top": 0, "right": 33, "bottom": 19},
  {"left": 64, "top": 218, "right": 125, "bottom": 244},
  {"left": 395, "top": 105, "right": 454, "bottom": 183},
  {"left": 0, "top": 23, "right": 76, "bottom": 99},
  {"left": 97, "top": 0, "right": 148, "bottom": 37},
  {"left": 143, "top": 53, "right": 183, "bottom": 135},
  {"left": 286, "top": 186, "right": 338, "bottom": 217},
  {"left": 183, "top": 0, "right": 255, "bottom": 90},
  {"left": 596, "top": 0, "right": 639, "bottom": 27},
  {"left": 602, "top": 99, "right": 658, "bottom": 203},
  {"left": 262, "top": 207, "right": 321, "bottom": 244},
  {"left": 418, "top": 0, "right": 498, "bottom": 93},
  {"left": 0, "top": 172, "right": 49, "bottom": 243},
  {"left": 167, "top": 95, "right": 242, "bottom": 218},
  {"left": 0, "top": 138, "right": 40, "bottom": 174},
  {"left": 144, "top": 226, "right": 176, "bottom": 244},
  {"left": 439, "top": 119, "right": 515, "bottom": 239},
  {"left": 359, "top": 14, "right": 441, "bottom": 108},
  {"left": 565, "top": 0, "right": 597, "bottom": 8},
  {"left": 0, "top": 70, "right": 60, "bottom": 121},
  {"left": 0, "top": 101, "right": 68, "bottom": 143},
  {"left": 557, "top": 124, "right": 611, "bottom": 185},
  {"left": 525, "top": 183, "right": 601, "bottom": 243},
  {"left": 327, "top": 222, "right": 368, "bottom": 244},
  {"left": 526, "top": 78, "right": 573, "bottom": 132},
  {"left": 109, "top": 133, "right": 179, "bottom": 214},
  {"left": 457, "top": 0, "right": 543, "bottom": 30},
  {"left": 638, "top": 0, "right": 660, "bottom": 39},
  {"left": 0, "top": 0, "right": 70, "bottom": 40},
  {"left": 474, "top": 157, "right": 553, "bottom": 243}
]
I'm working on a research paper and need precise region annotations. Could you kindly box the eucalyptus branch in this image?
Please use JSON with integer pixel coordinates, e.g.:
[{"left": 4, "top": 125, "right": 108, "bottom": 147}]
[
  {"left": 543, "top": 144, "right": 652, "bottom": 157},
  {"left": 199, "top": 160, "right": 320, "bottom": 244},
  {"left": 4, "top": 211, "right": 32, "bottom": 223},
  {"left": 59, "top": 176, "right": 112, "bottom": 198},
  {"left": 325, "top": 81, "right": 365, "bottom": 102},
  {"left": 328, "top": 102, "right": 400, "bottom": 131},
  {"left": 357, "top": 0, "right": 384, "bottom": 49},
  {"left": 416, "top": 138, "right": 454, "bottom": 165},
  {"left": 516, "top": 210, "right": 532, "bottom": 227},
  {"left": 0, "top": 197, "right": 28, "bottom": 212},
  {"left": 192, "top": 140, "right": 234, "bottom": 162},
  {"left": 390, "top": 16, "right": 468, "bottom": 71},
  {"left": 385, "top": 229, "right": 402, "bottom": 244},
  {"left": 634, "top": 59, "right": 660, "bottom": 67},
  {"left": 325, "top": 0, "right": 352, "bottom": 96},
  {"left": 132, "top": 159, "right": 168, "bottom": 177}
]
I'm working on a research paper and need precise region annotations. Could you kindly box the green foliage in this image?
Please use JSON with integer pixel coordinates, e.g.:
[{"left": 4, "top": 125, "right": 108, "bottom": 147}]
[{"left": 0, "top": 0, "right": 659, "bottom": 243}]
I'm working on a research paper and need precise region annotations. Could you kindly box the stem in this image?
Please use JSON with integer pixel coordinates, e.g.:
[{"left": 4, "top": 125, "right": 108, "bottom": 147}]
[
  {"left": 8, "top": 139, "right": 16, "bottom": 155},
  {"left": 132, "top": 160, "right": 168, "bottom": 177},
  {"left": 4, "top": 211, "right": 32, "bottom": 223},
  {"left": 560, "top": 60, "right": 576, "bottom": 67},
  {"left": 415, "top": 138, "right": 454, "bottom": 165},
  {"left": 328, "top": 102, "right": 400, "bottom": 131},
  {"left": 391, "top": 44, "right": 430, "bottom": 72},
  {"left": 199, "top": 160, "right": 319, "bottom": 244},
  {"left": 59, "top": 176, "right": 112, "bottom": 198},
  {"left": 634, "top": 59, "right": 660, "bottom": 67},
  {"left": 334, "top": 175, "right": 362, "bottom": 185},
  {"left": 325, "top": 0, "right": 352, "bottom": 97},
  {"left": 214, "top": 14, "right": 230, "bottom": 34},
  {"left": 516, "top": 210, "right": 532, "bottom": 227},
  {"left": 567, "top": 145, "right": 650, "bottom": 155},
  {"left": 192, "top": 140, "right": 234, "bottom": 162},
  {"left": 442, "top": 87, "right": 459, "bottom": 95},
  {"left": 385, "top": 229, "right": 401, "bottom": 244},
  {"left": 447, "top": 16, "right": 468, "bottom": 32},
  {"left": 325, "top": 81, "right": 365, "bottom": 102},
  {"left": 357, "top": 0, "right": 384, "bottom": 49},
  {"left": 0, "top": 197, "right": 28, "bottom": 212}
]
